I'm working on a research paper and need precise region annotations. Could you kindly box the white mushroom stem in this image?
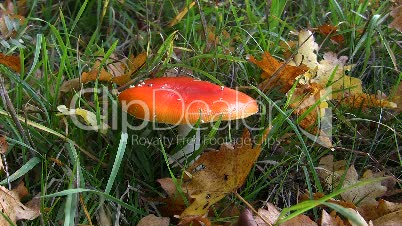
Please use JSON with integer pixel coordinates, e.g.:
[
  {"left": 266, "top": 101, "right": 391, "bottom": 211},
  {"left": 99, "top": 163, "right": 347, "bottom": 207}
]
[{"left": 170, "top": 124, "right": 200, "bottom": 164}]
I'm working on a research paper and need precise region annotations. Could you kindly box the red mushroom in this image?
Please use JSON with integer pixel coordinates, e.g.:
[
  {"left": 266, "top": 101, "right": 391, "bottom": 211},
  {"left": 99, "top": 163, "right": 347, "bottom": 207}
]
[{"left": 119, "top": 76, "right": 258, "bottom": 163}]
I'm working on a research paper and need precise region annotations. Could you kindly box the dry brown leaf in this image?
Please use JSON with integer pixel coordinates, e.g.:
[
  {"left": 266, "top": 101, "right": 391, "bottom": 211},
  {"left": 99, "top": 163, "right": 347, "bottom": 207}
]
[
  {"left": 156, "top": 178, "right": 187, "bottom": 217},
  {"left": 255, "top": 203, "right": 281, "bottom": 225},
  {"left": 372, "top": 209, "right": 402, "bottom": 226},
  {"left": 180, "top": 129, "right": 261, "bottom": 217},
  {"left": 248, "top": 51, "right": 308, "bottom": 93},
  {"left": 81, "top": 60, "right": 113, "bottom": 83},
  {"left": 136, "top": 214, "right": 170, "bottom": 226},
  {"left": 341, "top": 93, "right": 397, "bottom": 109},
  {"left": 0, "top": 52, "right": 21, "bottom": 72},
  {"left": 179, "top": 215, "right": 211, "bottom": 226},
  {"left": 253, "top": 203, "right": 317, "bottom": 226},
  {"left": 0, "top": 135, "right": 8, "bottom": 154},
  {"left": 389, "top": 2, "right": 402, "bottom": 32},
  {"left": 169, "top": 1, "right": 195, "bottom": 27},
  {"left": 0, "top": 185, "right": 40, "bottom": 224},
  {"left": 321, "top": 209, "right": 346, "bottom": 226},
  {"left": 317, "top": 155, "right": 387, "bottom": 207},
  {"left": 359, "top": 199, "right": 402, "bottom": 222},
  {"left": 320, "top": 210, "right": 345, "bottom": 226},
  {"left": 235, "top": 209, "right": 258, "bottom": 226},
  {"left": 111, "top": 52, "right": 147, "bottom": 85},
  {"left": 317, "top": 24, "right": 344, "bottom": 44},
  {"left": 59, "top": 78, "right": 81, "bottom": 93},
  {"left": 280, "top": 215, "right": 318, "bottom": 226}
]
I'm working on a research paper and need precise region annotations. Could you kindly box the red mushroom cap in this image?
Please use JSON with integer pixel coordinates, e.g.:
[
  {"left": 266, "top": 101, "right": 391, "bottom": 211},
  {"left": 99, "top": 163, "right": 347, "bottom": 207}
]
[{"left": 118, "top": 76, "right": 258, "bottom": 125}]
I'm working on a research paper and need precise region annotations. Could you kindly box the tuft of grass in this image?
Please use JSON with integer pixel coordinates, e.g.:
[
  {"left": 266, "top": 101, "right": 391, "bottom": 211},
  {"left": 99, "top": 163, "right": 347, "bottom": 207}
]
[{"left": 0, "top": 0, "right": 399, "bottom": 225}]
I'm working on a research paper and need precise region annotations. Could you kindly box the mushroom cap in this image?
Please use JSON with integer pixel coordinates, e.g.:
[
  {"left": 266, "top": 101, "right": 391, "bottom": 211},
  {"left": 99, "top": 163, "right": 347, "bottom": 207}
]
[{"left": 118, "top": 76, "right": 258, "bottom": 125}]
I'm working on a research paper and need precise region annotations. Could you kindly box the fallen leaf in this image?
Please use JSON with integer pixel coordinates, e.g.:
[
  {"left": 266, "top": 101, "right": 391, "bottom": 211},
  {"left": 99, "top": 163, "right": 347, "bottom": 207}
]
[
  {"left": 344, "top": 208, "right": 370, "bottom": 226},
  {"left": 179, "top": 215, "right": 211, "bottom": 226},
  {"left": 320, "top": 209, "right": 346, "bottom": 226},
  {"left": 56, "top": 105, "right": 109, "bottom": 134},
  {"left": 157, "top": 178, "right": 187, "bottom": 217},
  {"left": 372, "top": 209, "right": 402, "bottom": 226},
  {"left": 169, "top": 1, "right": 195, "bottom": 27},
  {"left": 358, "top": 198, "right": 402, "bottom": 222},
  {"left": 0, "top": 135, "right": 8, "bottom": 154},
  {"left": 290, "top": 30, "right": 319, "bottom": 69},
  {"left": 111, "top": 52, "right": 147, "bottom": 85},
  {"left": 0, "top": 52, "right": 20, "bottom": 72},
  {"left": 0, "top": 185, "right": 40, "bottom": 225},
  {"left": 317, "top": 24, "right": 344, "bottom": 44},
  {"left": 251, "top": 30, "right": 396, "bottom": 140},
  {"left": 136, "top": 214, "right": 170, "bottom": 226},
  {"left": 81, "top": 60, "right": 113, "bottom": 84},
  {"left": 255, "top": 203, "right": 281, "bottom": 225},
  {"left": 341, "top": 93, "right": 397, "bottom": 109},
  {"left": 389, "top": 2, "right": 402, "bottom": 33},
  {"left": 180, "top": 129, "right": 261, "bottom": 217},
  {"left": 59, "top": 78, "right": 81, "bottom": 93},
  {"left": 253, "top": 203, "right": 318, "bottom": 226},
  {"left": 248, "top": 51, "right": 308, "bottom": 93},
  {"left": 235, "top": 209, "right": 257, "bottom": 226},
  {"left": 317, "top": 155, "right": 387, "bottom": 207}
]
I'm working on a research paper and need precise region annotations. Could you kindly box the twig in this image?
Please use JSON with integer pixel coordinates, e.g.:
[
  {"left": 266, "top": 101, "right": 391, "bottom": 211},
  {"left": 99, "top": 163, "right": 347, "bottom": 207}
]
[
  {"left": 234, "top": 191, "right": 273, "bottom": 226},
  {"left": 0, "top": 76, "right": 35, "bottom": 157},
  {"left": 195, "top": 0, "right": 208, "bottom": 40}
]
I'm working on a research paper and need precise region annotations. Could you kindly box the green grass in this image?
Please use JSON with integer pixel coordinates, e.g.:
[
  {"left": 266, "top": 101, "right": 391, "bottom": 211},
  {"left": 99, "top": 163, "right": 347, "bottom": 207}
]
[{"left": 0, "top": 0, "right": 400, "bottom": 225}]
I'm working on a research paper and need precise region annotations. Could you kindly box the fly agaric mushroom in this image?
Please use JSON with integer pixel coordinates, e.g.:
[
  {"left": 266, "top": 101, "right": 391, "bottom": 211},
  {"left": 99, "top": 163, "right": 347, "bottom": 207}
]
[{"left": 118, "top": 76, "right": 258, "bottom": 163}]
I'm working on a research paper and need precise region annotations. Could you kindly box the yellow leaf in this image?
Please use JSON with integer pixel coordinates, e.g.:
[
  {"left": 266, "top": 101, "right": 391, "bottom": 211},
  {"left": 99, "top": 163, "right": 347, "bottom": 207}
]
[
  {"left": 56, "top": 105, "right": 109, "bottom": 134},
  {"left": 180, "top": 129, "right": 261, "bottom": 217},
  {"left": 341, "top": 93, "right": 397, "bottom": 109},
  {"left": 290, "top": 30, "right": 319, "bottom": 69},
  {"left": 168, "top": 1, "right": 195, "bottom": 27}
]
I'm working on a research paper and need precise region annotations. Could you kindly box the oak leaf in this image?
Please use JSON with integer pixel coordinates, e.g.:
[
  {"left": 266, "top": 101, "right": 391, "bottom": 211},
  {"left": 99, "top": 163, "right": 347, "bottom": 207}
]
[
  {"left": 248, "top": 52, "right": 308, "bottom": 93},
  {"left": 317, "top": 24, "right": 344, "bottom": 44},
  {"left": 0, "top": 185, "right": 40, "bottom": 225},
  {"left": 317, "top": 155, "right": 387, "bottom": 207},
  {"left": 81, "top": 60, "right": 113, "bottom": 83},
  {"left": 180, "top": 129, "right": 261, "bottom": 217}
]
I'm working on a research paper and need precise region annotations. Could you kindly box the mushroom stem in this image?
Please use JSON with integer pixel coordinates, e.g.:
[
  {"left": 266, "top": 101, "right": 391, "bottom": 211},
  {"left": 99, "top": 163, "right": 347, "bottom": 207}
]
[{"left": 171, "top": 124, "right": 200, "bottom": 163}]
